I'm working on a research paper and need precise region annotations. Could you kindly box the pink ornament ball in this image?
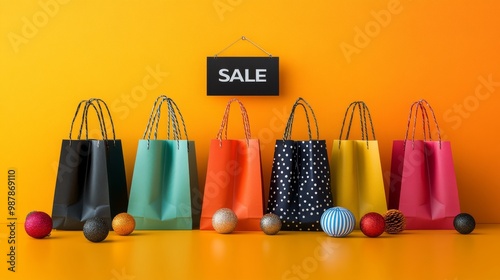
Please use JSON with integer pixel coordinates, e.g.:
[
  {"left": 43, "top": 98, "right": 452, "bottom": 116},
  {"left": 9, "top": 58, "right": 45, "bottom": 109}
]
[{"left": 24, "top": 211, "right": 52, "bottom": 239}]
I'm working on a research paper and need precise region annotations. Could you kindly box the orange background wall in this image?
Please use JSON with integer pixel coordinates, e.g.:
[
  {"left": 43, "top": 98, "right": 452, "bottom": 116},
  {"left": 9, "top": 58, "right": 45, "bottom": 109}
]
[{"left": 1, "top": 1, "right": 499, "bottom": 223}]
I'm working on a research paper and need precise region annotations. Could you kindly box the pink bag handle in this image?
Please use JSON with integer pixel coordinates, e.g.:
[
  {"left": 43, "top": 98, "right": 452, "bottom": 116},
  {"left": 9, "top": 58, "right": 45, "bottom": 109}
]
[
  {"left": 404, "top": 99, "right": 442, "bottom": 149},
  {"left": 216, "top": 98, "right": 251, "bottom": 146}
]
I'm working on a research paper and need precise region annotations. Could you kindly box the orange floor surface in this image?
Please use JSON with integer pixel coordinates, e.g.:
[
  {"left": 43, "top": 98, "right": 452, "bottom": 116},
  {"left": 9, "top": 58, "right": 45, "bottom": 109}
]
[{"left": 2, "top": 224, "right": 499, "bottom": 280}]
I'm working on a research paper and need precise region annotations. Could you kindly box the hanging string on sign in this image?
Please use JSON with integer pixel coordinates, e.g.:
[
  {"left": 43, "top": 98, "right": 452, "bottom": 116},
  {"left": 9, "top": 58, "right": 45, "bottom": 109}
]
[{"left": 214, "top": 36, "right": 273, "bottom": 58}]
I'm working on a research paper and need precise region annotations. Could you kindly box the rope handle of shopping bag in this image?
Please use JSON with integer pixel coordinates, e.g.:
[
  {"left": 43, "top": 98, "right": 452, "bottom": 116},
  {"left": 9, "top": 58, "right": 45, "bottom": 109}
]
[
  {"left": 217, "top": 98, "right": 251, "bottom": 146},
  {"left": 143, "top": 95, "right": 167, "bottom": 140},
  {"left": 68, "top": 99, "right": 107, "bottom": 144},
  {"left": 143, "top": 95, "right": 185, "bottom": 140},
  {"left": 166, "top": 98, "right": 189, "bottom": 141},
  {"left": 338, "top": 101, "right": 376, "bottom": 149},
  {"left": 284, "top": 103, "right": 312, "bottom": 140},
  {"left": 75, "top": 99, "right": 117, "bottom": 146},
  {"left": 69, "top": 100, "right": 89, "bottom": 140},
  {"left": 404, "top": 99, "right": 442, "bottom": 150},
  {"left": 156, "top": 97, "right": 189, "bottom": 150},
  {"left": 82, "top": 98, "right": 117, "bottom": 143},
  {"left": 142, "top": 95, "right": 189, "bottom": 149},
  {"left": 283, "top": 97, "right": 319, "bottom": 140}
]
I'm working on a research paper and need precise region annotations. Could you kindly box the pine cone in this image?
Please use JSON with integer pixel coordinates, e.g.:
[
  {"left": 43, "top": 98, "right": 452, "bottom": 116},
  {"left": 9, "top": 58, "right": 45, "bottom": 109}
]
[{"left": 384, "top": 209, "right": 406, "bottom": 234}]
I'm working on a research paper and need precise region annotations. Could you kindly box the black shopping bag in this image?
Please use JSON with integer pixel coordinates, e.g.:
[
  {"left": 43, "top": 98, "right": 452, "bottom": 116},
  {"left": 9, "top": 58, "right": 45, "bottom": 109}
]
[
  {"left": 52, "top": 99, "right": 128, "bottom": 230},
  {"left": 266, "top": 97, "right": 334, "bottom": 231}
]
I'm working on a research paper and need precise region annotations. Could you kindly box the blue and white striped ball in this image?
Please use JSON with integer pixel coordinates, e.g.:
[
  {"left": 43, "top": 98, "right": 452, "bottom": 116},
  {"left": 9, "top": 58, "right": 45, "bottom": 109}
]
[{"left": 320, "top": 207, "right": 356, "bottom": 237}]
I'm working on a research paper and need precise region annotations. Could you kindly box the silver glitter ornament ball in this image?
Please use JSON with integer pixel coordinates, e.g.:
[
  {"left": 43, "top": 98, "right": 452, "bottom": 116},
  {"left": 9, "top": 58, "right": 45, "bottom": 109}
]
[
  {"left": 260, "top": 213, "right": 282, "bottom": 235},
  {"left": 212, "top": 208, "right": 238, "bottom": 234}
]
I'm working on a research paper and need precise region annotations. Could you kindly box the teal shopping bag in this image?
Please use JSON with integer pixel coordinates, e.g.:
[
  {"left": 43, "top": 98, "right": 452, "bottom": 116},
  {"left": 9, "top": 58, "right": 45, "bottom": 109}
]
[{"left": 127, "top": 96, "right": 201, "bottom": 229}]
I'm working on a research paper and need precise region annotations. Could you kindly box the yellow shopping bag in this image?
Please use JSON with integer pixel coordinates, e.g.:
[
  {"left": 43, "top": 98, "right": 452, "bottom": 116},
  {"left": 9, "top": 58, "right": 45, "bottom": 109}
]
[{"left": 331, "top": 101, "right": 387, "bottom": 228}]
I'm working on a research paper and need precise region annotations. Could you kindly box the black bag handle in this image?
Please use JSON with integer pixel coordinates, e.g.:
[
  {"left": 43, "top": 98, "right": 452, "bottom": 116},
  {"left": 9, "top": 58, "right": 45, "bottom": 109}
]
[
  {"left": 82, "top": 98, "right": 116, "bottom": 140},
  {"left": 68, "top": 100, "right": 90, "bottom": 141},
  {"left": 68, "top": 99, "right": 110, "bottom": 145},
  {"left": 78, "top": 99, "right": 117, "bottom": 145},
  {"left": 283, "top": 97, "right": 319, "bottom": 140}
]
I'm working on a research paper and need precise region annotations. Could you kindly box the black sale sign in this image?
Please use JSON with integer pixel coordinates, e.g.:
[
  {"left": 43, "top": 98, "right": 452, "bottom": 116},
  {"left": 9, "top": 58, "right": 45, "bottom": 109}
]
[{"left": 207, "top": 57, "right": 279, "bottom": 96}]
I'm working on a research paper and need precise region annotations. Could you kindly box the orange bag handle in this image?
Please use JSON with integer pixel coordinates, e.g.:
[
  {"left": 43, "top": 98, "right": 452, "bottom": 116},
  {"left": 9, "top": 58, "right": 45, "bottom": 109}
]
[
  {"left": 216, "top": 98, "right": 251, "bottom": 146},
  {"left": 404, "top": 99, "right": 442, "bottom": 149},
  {"left": 338, "top": 101, "right": 376, "bottom": 149}
]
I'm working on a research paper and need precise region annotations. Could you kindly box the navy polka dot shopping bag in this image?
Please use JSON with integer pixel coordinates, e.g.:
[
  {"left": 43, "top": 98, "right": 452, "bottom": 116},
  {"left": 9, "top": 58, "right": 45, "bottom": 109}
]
[{"left": 266, "top": 97, "right": 334, "bottom": 231}]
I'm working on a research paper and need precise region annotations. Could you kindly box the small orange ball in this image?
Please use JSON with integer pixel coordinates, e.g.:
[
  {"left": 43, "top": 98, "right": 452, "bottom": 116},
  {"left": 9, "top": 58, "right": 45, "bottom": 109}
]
[{"left": 112, "top": 213, "right": 136, "bottom": 236}]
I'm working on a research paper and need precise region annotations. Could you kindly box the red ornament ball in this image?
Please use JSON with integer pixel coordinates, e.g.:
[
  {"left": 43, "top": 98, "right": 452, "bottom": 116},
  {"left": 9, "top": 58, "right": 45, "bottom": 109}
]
[
  {"left": 24, "top": 211, "right": 52, "bottom": 239},
  {"left": 360, "top": 212, "right": 386, "bottom": 237}
]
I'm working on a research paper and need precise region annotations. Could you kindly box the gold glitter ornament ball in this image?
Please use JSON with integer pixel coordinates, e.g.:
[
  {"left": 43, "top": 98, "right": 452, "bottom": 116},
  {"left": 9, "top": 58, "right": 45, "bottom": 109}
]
[
  {"left": 212, "top": 208, "right": 238, "bottom": 234},
  {"left": 383, "top": 209, "right": 406, "bottom": 234},
  {"left": 260, "top": 213, "right": 282, "bottom": 235},
  {"left": 112, "top": 213, "right": 136, "bottom": 236}
]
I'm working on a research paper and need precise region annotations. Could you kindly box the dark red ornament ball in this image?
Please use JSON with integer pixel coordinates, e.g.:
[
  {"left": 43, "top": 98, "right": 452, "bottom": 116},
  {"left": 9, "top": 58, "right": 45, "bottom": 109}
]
[
  {"left": 360, "top": 212, "right": 386, "bottom": 237},
  {"left": 24, "top": 211, "right": 52, "bottom": 239}
]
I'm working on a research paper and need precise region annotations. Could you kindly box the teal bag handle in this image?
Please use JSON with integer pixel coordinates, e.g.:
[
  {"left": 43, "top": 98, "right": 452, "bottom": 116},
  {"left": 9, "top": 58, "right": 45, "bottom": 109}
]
[{"left": 143, "top": 95, "right": 190, "bottom": 150}]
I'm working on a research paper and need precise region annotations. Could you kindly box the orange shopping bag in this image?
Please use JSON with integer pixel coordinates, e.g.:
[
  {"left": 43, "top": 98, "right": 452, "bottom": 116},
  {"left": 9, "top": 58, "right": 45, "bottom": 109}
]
[{"left": 199, "top": 98, "right": 264, "bottom": 231}]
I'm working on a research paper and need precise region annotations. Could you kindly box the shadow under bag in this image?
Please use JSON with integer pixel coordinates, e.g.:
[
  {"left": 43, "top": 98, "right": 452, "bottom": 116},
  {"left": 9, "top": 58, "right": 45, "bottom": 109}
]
[
  {"left": 267, "top": 97, "right": 334, "bottom": 231},
  {"left": 127, "top": 96, "right": 201, "bottom": 229},
  {"left": 388, "top": 99, "right": 461, "bottom": 229},
  {"left": 52, "top": 98, "right": 129, "bottom": 230}
]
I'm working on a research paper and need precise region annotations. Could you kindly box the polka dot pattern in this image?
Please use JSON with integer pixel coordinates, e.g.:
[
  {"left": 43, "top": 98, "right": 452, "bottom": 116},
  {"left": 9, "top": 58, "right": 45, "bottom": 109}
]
[{"left": 266, "top": 140, "right": 334, "bottom": 231}]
